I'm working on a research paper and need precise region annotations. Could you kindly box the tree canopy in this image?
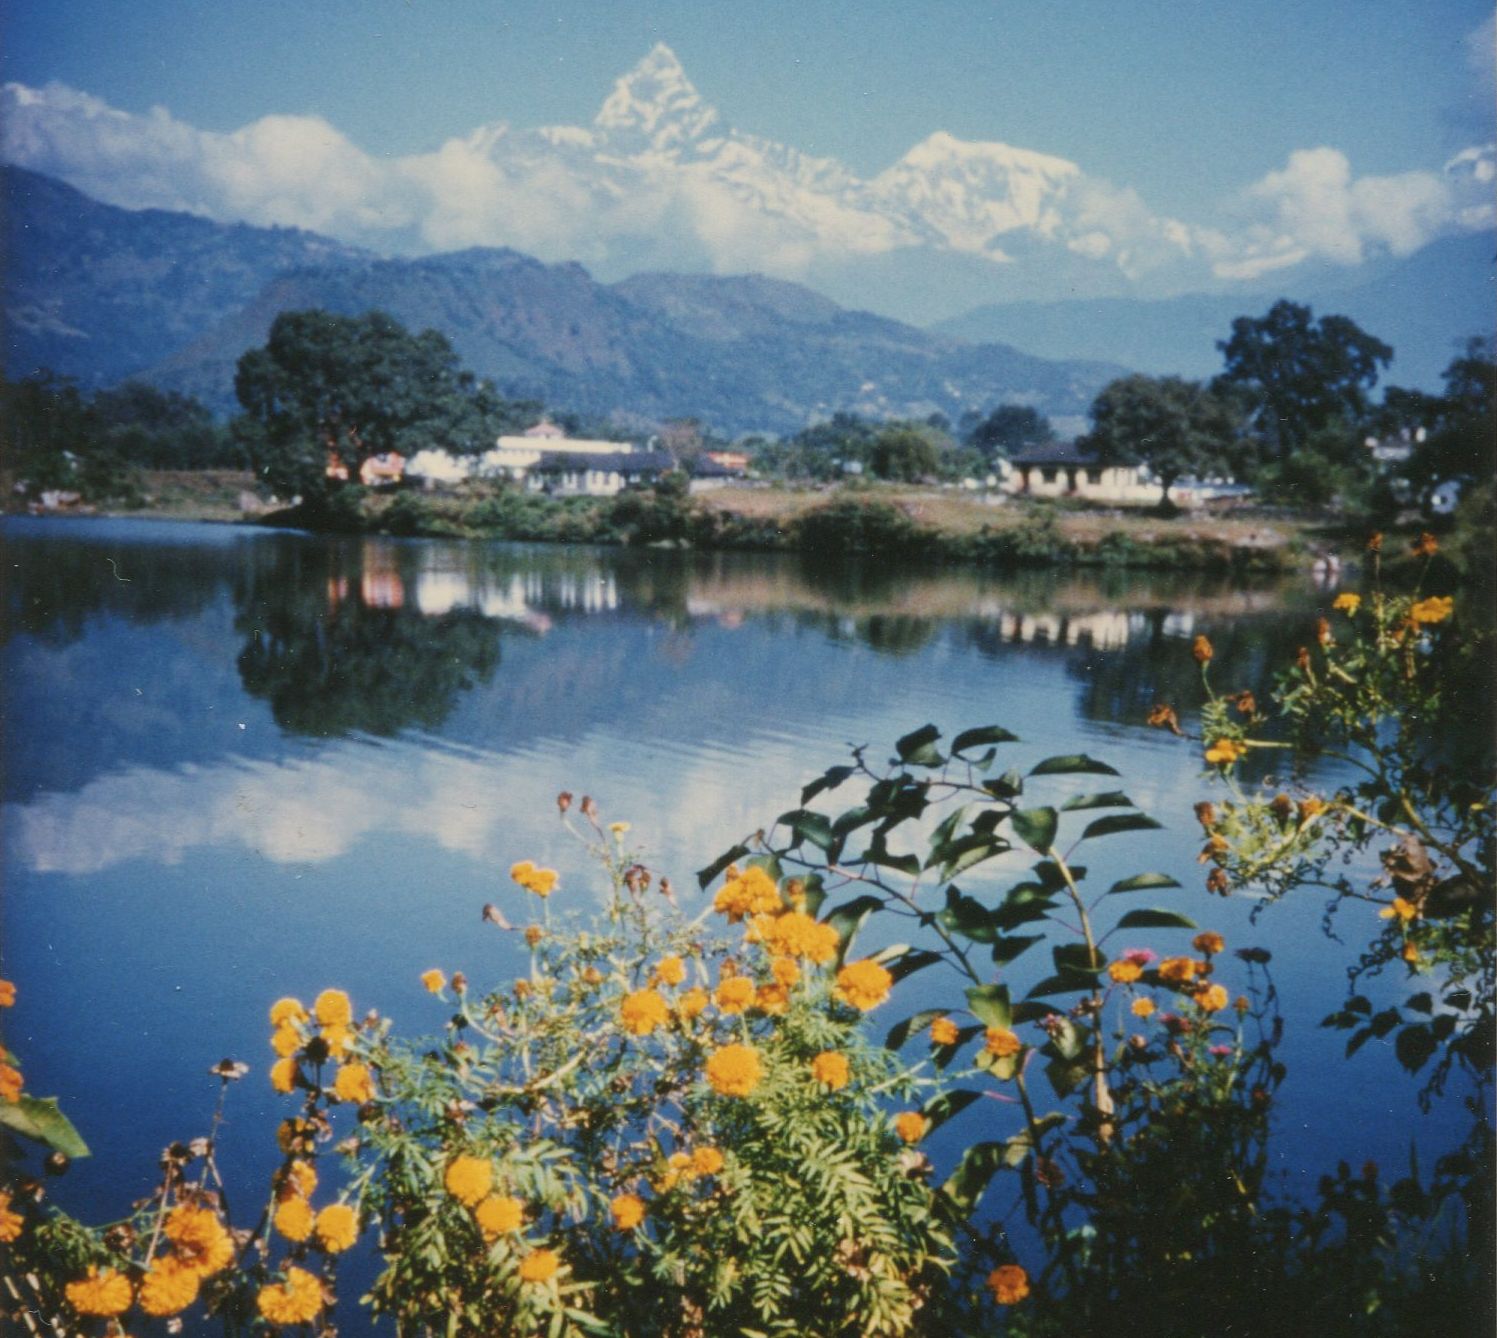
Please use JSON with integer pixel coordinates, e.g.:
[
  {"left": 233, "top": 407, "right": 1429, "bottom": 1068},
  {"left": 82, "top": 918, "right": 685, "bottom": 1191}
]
[{"left": 966, "top": 403, "right": 1054, "bottom": 461}]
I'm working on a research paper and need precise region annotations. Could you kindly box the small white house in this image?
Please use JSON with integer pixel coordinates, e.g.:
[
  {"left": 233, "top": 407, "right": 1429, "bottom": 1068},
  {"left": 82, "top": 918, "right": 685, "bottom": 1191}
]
[
  {"left": 529, "top": 450, "right": 676, "bottom": 497},
  {"left": 1005, "top": 442, "right": 1162, "bottom": 504}
]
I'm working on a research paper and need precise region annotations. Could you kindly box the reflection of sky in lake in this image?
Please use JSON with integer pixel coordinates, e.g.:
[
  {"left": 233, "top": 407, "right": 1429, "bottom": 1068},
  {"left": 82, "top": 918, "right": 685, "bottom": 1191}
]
[{"left": 0, "top": 517, "right": 1475, "bottom": 1302}]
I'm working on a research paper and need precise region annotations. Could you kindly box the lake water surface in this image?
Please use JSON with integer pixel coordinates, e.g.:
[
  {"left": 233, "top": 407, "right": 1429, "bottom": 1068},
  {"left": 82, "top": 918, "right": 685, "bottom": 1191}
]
[{"left": 1, "top": 516, "right": 1471, "bottom": 1291}]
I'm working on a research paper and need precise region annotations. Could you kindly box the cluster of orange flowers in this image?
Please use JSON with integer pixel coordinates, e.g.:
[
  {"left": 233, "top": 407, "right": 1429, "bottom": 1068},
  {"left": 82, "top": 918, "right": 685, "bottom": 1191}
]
[
  {"left": 0, "top": 978, "right": 21, "bottom": 1105},
  {"left": 1103, "top": 932, "right": 1243, "bottom": 1024},
  {"left": 441, "top": 1154, "right": 562, "bottom": 1283},
  {"left": 267, "top": 989, "right": 376, "bottom": 1108},
  {"left": 64, "top": 1200, "right": 236, "bottom": 1320}
]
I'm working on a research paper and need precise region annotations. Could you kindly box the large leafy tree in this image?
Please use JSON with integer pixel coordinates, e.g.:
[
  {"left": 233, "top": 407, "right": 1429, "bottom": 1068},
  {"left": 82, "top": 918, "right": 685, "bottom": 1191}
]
[
  {"left": 1402, "top": 337, "right": 1497, "bottom": 493},
  {"left": 966, "top": 403, "right": 1054, "bottom": 462},
  {"left": 233, "top": 309, "right": 506, "bottom": 503},
  {"left": 1214, "top": 300, "right": 1393, "bottom": 460},
  {"left": 1081, "top": 374, "right": 1241, "bottom": 503}
]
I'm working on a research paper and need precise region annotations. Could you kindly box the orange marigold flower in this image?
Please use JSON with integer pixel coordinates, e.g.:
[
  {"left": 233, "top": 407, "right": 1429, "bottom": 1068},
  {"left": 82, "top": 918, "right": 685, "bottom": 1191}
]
[
  {"left": 1409, "top": 596, "right": 1453, "bottom": 624},
  {"left": 610, "top": 1193, "right": 646, "bottom": 1230},
  {"left": 275, "top": 1194, "right": 315, "bottom": 1243},
  {"left": 280, "top": 1161, "right": 317, "bottom": 1200},
  {"left": 621, "top": 987, "right": 671, "bottom": 1036},
  {"left": 0, "top": 979, "right": 15, "bottom": 1007},
  {"left": 1192, "top": 932, "right": 1225, "bottom": 956},
  {"left": 0, "top": 1063, "right": 22, "bottom": 1103},
  {"left": 810, "top": 1051, "right": 850, "bottom": 1090},
  {"left": 1316, "top": 616, "right": 1332, "bottom": 646},
  {"left": 1411, "top": 531, "right": 1439, "bottom": 558},
  {"left": 332, "top": 1062, "right": 375, "bottom": 1105},
  {"left": 654, "top": 955, "right": 686, "bottom": 987},
  {"left": 314, "top": 1203, "right": 358, "bottom": 1254},
  {"left": 984, "top": 1027, "right": 1022, "bottom": 1058},
  {"left": 322, "top": 1023, "right": 354, "bottom": 1058},
  {"left": 988, "top": 1263, "right": 1030, "bottom": 1305},
  {"left": 270, "top": 1025, "right": 302, "bottom": 1058},
  {"left": 713, "top": 866, "right": 782, "bottom": 922},
  {"left": 139, "top": 1256, "right": 200, "bottom": 1316},
  {"left": 164, "top": 1204, "right": 234, "bottom": 1277},
  {"left": 1158, "top": 957, "right": 1199, "bottom": 985},
  {"left": 1131, "top": 997, "right": 1156, "bottom": 1018},
  {"left": 313, "top": 989, "right": 352, "bottom": 1029},
  {"left": 755, "top": 983, "right": 791, "bottom": 1015},
  {"left": 0, "top": 1189, "right": 23, "bottom": 1243},
  {"left": 1199, "top": 833, "right": 1229, "bottom": 863},
  {"left": 771, "top": 956, "right": 801, "bottom": 988},
  {"left": 1379, "top": 896, "right": 1419, "bottom": 922},
  {"left": 1366, "top": 531, "right": 1384, "bottom": 553},
  {"left": 893, "top": 1111, "right": 926, "bottom": 1144},
  {"left": 269, "top": 1057, "right": 297, "bottom": 1094},
  {"left": 1192, "top": 634, "right": 1213, "bottom": 664},
  {"left": 1194, "top": 800, "right": 1218, "bottom": 830},
  {"left": 526, "top": 868, "right": 559, "bottom": 897},
  {"left": 1402, "top": 942, "right": 1420, "bottom": 964},
  {"left": 1197, "top": 983, "right": 1230, "bottom": 1012},
  {"left": 1298, "top": 796, "right": 1327, "bottom": 822},
  {"left": 1147, "top": 703, "right": 1183, "bottom": 735},
  {"left": 1333, "top": 592, "right": 1361, "bottom": 614},
  {"left": 525, "top": 926, "right": 545, "bottom": 948},
  {"left": 764, "top": 910, "right": 840, "bottom": 964},
  {"left": 929, "top": 1017, "right": 960, "bottom": 1046},
  {"left": 444, "top": 1155, "right": 493, "bottom": 1207},
  {"left": 474, "top": 1194, "right": 524, "bottom": 1240},
  {"left": 833, "top": 959, "right": 893, "bottom": 1011},
  {"left": 691, "top": 1146, "right": 724, "bottom": 1176},
  {"left": 510, "top": 859, "right": 536, "bottom": 882},
  {"left": 1107, "top": 960, "right": 1143, "bottom": 984},
  {"left": 1206, "top": 866, "right": 1231, "bottom": 896},
  {"left": 677, "top": 986, "right": 709, "bottom": 1019},
  {"left": 65, "top": 1267, "right": 133, "bottom": 1317},
  {"left": 714, "top": 976, "right": 756, "bottom": 1015},
  {"left": 257, "top": 1266, "right": 322, "bottom": 1326},
  {"left": 421, "top": 969, "right": 446, "bottom": 994},
  {"left": 1204, "top": 738, "right": 1247, "bottom": 766},
  {"left": 269, "top": 997, "right": 307, "bottom": 1028},
  {"left": 705, "top": 1044, "right": 762, "bottom": 1097},
  {"left": 518, "top": 1249, "right": 561, "bottom": 1283}
]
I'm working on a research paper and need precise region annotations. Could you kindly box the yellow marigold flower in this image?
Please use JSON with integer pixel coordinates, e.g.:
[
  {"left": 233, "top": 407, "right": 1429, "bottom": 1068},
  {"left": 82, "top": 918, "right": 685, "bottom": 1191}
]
[
  {"left": 893, "top": 1111, "right": 926, "bottom": 1144},
  {"left": 257, "top": 1266, "right": 322, "bottom": 1326},
  {"left": 510, "top": 859, "right": 537, "bottom": 883},
  {"left": 1131, "top": 997, "right": 1156, "bottom": 1018},
  {"left": 0, "top": 979, "right": 16, "bottom": 1007},
  {"left": 518, "top": 1248, "right": 561, "bottom": 1283},
  {"left": 810, "top": 1051, "right": 851, "bottom": 1090},
  {"left": 421, "top": 969, "right": 446, "bottom": 994},
  {"left": 610, "top": 1193, "right": 646, "bottom": 1230},
  {"left": 280, "top": 1161, "right": 317, "bottom": 1200},
  {"left": 444, "top": 1155, "right": 493, "bottom": 1207},
  {"left": 0, "top": 1063, "right": 22, "bottom": 1103},
  {"left": 1298, "top": 795, "right": 1327, "bottom": 822},
  {"left": 65, "top": 1267, "right": 133, "bottom": 1317},
  {"left": 1158, "top": 957, "right": 1200, "bottom": 985},
  {"left": 756, "top": 983, "right": 791, "bottom": 1015},
  {"left": 277, "top": 1118, "right": 315, "bottom": 1156},
  {"left": 311, "top": 1202, "right": 358, "bottom": 1254},
  {"left": 1402, "top": 942, "right": 1420, "bottom": 964},
  {"left": 1409, "top": 596, "right": 1453, "bottom": 625},
  {"left": 713, "top": 866, "right": 782, "bottom": 922},
  {"left": 313, "top": 989, "right": 353, "bottom": 1029},
  {"left": 691, "top": 1146, "right": 724, "bottom": 1176},
  {"left": 165, "top": 1205, "right": 233, "bottom": 1277},
  {"left": 270, "top": 1025, "right": 302, "bottom": 1058},
  {"left": 764, "top": 911, "right": 840, "bottom": 964},
  {"left": 987, "top": 1263, "right": 1030, "bottom": 1305},
  {"left": 985, "top": 1026, "right": 1022, "bottom": 1058},
  {"left": 269, "top": 996, "right": 307, "bottom": 1028},
  {"left": 1107, "top": 960, "right": 1143, "bottom": 984},
  {"left": 1379, "top": 896, "right": 1419, "bottom": 922},
  {"left": 1197, "top": 984, "right": 1230, "bottom": 1012},
  {"left": 332, "top": 1062, "right": 375, "bottom": 1105},
  {"left": 526, "top": 868, "right": 559, "bottom": 897},
  {"left": 1333, "top": 592, "right": 1361, "bottom": 614},
  {"left": 1192, "top": 932, "right": 1226, "bottom": 956},
  {"left": 705, "top": 1043, "right": 762, "bottom": 1097},
  {"left": 474, "top": 1194, "right": 524, "bottom": 1239},
  {"left": 929, "top": 1017, "right": 960, "bottom": 1046},
  {"left": 620, "top": 987, "right": 671, "bottom": 1036},
  {"left": 834, "top": 959, "right": 893, "bottom": 1011},
  {"left": 275, "top": 1194, "right": 315, "bottom": 1243},
  {"left": 324, "top": 1023, "right": 357, "bottom": 1058},
  {"left": 269, "top": 1057, "right": 297, "bottom": 1094},
  {"left": 715, "top": 976, "right": 756, "bottom": 1014},
  {"left": 139, "top": 1256, "right": 200, "bottom": 1316},
  {"left": 770, "top": 956, "right": 801, "bottom": 987},
  {"left": 654, "top": 955, "right": 685, "bottom": 987},
  {"left": 610, "top": 821, "right": 632, "bottom": 836},
  {"left": 1204, "top": 738, "right": 1247, "bottom": 766},
  {"left": 0, "top": 1189, "right": 23, "bottom": 1243},
  {"left": 678, "top": 986, "right": 709, "bottom": 1019}
]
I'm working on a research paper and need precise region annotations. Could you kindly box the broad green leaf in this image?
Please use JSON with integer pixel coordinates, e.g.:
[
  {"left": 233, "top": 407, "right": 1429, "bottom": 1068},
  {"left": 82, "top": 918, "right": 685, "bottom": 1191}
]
[
  {"left": 1115, "top": 907, "right": 1198, "bottom": 930},
  {"left": 776, "top": 809, "right": 834, "bottom": 852},
  {"left": 941, "top": 1141, "right": 1011, "bottom": 1214},
  {"left": 885, "top": 948, "right": 943, "bottom": 982},
  {"left": 1053, "top": 942, "right": 1104, "bottom": 974},
  {"left": 1395, "top": 1024, "right": 1437, "bottom": 1073},
  {"left": 921, "top": 1089, "right": 982, "bottom": 1131},
  {"left": 863, "top": 845, "right": 921, "bottom": 877},
  {"left": 745, "top": 852, "right": 783, "bottom": 882},
  {"left": 832, "top": 805, "right": 876, "bottom": 837},
  {"left": 0, "top": 1096, "right": 91, "bottom": 1158},
  {"left": 696, "top": 842, "right": 750, "bottom": 890},
  {"left": 1011, "top": 807, "right": 1058, "bottom": 853},
  {"left": 885, "top": 1009, "right": 948, "bottom": 1051},
  {"left": 951, "top": 725, "right": 1020, "bottom": 754},
  {"left": 1045, "top": 1055, "right": 1090, "bottom": 1101},
  {"left": 801, "top": 765, "right": 855, "bottom": 806},
  {"left": 938, "top": 887, "right": 998, "bottom": 944},
  {"left": 895, "top": 724, "right": 945, "bottom": 767},
  {"left": 1028, "top": 754, "right": 1121, "bottom": 778},
  {"left": 1106, "top": 872, "right": 1182, "bottom": 895},
  {"left": 798, "top": 873, "right": 827, "bottom": 918},
  {"left": 822, "top": 895, "right": 884, "bottom": 963},
  {"left": 939, "top": 834, "right": 1011, "bottom": 881},
  {"left": 1080, "top": 812, "right": 1164, "bottom": 842},
  {"left": 1042, "top": 1015, "right": 1085, "bottom": 1061},
  {"left": 1001, "top": 1112, "right": 1066, "bottom": 1167},
  {"left": 983, "top": 770, "right": 1025, "bottom": 800},
  {"left": 965, "top": 984, "right": 1012, "bottom": 1029},
  {"left": 1032, "top": 860, "right": 1085, "bottom": 891},
  {"left": 992, "top": 933, "right": 1044, "bottom": 966},
  {"left": 1060, "top": 790, "right": 1134, "bottom": 812},
  {"left": 1027, "top": 973, "right": 1095, "bottom": 999}
]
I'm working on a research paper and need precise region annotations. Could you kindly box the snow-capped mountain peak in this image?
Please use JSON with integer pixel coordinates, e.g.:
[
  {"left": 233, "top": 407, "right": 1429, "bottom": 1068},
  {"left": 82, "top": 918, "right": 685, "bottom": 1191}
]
[{"left": 593, "top": 42, "right": 719, "bottom": 156}]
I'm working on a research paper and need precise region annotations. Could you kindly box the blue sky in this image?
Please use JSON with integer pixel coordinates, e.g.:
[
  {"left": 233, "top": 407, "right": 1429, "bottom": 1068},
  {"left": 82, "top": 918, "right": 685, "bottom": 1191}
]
[{"left": 2, "top": 1, "right": 1492, "bottom": 310}]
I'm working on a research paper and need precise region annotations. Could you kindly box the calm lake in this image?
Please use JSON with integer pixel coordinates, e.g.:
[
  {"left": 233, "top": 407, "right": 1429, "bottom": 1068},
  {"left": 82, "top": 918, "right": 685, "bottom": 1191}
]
[{"left": 0, "top": 516, "right": 1472, "bottom": 1279}]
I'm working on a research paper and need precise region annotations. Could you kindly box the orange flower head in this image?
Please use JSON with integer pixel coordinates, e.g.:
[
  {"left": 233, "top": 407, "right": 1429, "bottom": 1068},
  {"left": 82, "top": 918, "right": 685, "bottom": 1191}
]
[
  {"left": 66, "top": 1267, "right": 133, "bottom": 1317},
  {"left": 1409, "top": 596, "right": 1453, "bottom": 625},
  {"left": 474, "top": 1194, "right": 524, "bottom": 1240},
  {"left": 1192, "top": 634, "right": 1213, "bottom": 664},
  {"left": 833, "top": 959, "right": 893, "bottom": 1011},
  {"left": 1333, "top": 592, "right": 1361, "bottom": 615},
  {"left": 610, "top": 1193, "right": 646, "bottom": 1230},
  {"left": 518, "top": 1249, "right": 561, "bottom": 1283},
  {"left": 421, "top": 969, "right": 446, "bottom": 994},
  {"left": 139, "top": 1256, "right": 201, "bottom": 1316},
  {"left": 444, "top": 1155, "right": 493, "bottom": 1207},
  {"left": 705, "top": 1043, "right": 762, "bottom": 1097},
  {"left": 714, "top": 976, "right": 756, "bottom": 1015},
  {"left": 713, "top": 865, "right": 782, "bottom": 922},
  {"left": 257, "top": 1266, "right": 322, "bottom": 1326},
  {"left": 984, "top": 1027, "right": 1022, "bottom": 1058},
  {"left": 1108, "top": 960, "right": 1143, "bottom": 984},
  {"left": 1131, "top": 997, "right": 1157, "bottom": 1018},
  {"left": 654, "top": 955, "right": 686, "bottom": 987},
  {"left": 810, "top": 1051, "right": 850, "bottom": 1090},
  {"left": 1197, "top": 983, "right": 1230, "bottom": 1012},
  {"left": 620, "top": 988, "right": 671, "bottom": 1036},
  {"left": 691, "top": 1146, "right": 724, "bottom": 1176},
  {"left": 1411, "top": 531, "right": 1439, "bottom": 559},
  {"left": 313, "top": 989, "right": 353, "bottom": 1029},
  {"left": 987, "top": 1264, "right": 1030, "bottom": 1305},
  {"left": 893, "top": 1111, "right": 926, "bottom": 1144},
  {"left": 1192, "top": 932, "right": 1225, "bottom": 956},
  {"left": 314, "top": 1202, "right": 359, "bottom": 1254},
  {"left": 929, "top": 1017, "right": 960, "bottom": 1046},
  {"left": 333, "top": 1062, "right": 375, "bottom": 1105},
  {"left": 275, "top": 1194, "right": 315, "bottom": 1243}
]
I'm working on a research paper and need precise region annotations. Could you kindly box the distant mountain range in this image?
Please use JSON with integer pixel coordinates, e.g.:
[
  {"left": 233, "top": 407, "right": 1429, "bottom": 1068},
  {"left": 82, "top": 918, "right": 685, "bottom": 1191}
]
[
  {"left": 934, "top": 231, "right": 1496, "bottom": 392},
  {"left": 2, "top": 166, "right": 1124, "bottom": 435}
]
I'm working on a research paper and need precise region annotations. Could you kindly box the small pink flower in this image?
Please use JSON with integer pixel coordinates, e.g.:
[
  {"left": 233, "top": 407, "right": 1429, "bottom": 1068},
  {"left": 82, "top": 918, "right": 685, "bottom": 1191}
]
[
  {"left": 1210, "top": 1044, "right": 1232, "bottom": 1057},
  {"left": 1122, "top": 948, "right": 1157, "bottom": 966}
]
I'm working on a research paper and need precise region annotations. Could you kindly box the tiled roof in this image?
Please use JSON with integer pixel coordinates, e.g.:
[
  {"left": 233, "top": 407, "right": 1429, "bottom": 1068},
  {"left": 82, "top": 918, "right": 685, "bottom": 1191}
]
[
  {"left": 532, "top": 450, "right": 676, "bottom": 474},
  {"left": 1008, "top": 439, "right": 1099, "bottom": 467}
]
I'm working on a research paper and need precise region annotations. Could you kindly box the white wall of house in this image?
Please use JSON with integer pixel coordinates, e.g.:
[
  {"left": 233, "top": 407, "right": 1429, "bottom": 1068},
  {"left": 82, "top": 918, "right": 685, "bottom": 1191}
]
[{"left": 1005, "top": 462, "right": 1160, "bottom": 503}]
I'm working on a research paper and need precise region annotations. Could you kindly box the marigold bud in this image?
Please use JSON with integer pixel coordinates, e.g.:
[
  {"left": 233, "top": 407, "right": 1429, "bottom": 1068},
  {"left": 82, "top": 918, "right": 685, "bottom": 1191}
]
[{"left": 1191, "top": 634, "right": 1213, "bottom": 664}]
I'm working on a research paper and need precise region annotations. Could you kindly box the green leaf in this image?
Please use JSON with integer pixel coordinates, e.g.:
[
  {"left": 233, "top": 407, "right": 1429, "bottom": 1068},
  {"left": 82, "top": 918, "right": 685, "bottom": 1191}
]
[
  {"left": 939, "top": 834, "right": 1011, "bottom": 881},
  {"left": 895, "top": 724, "right": 945, "bottom": 767},
  {"left": 1107, "top": 872, "right": 1182, "bottom": 895},
  {"left": 776, "top": 809, "right": 834, "bottom": 853},
  {"left": 938, "top": 887, "right": 998, "bottom": 944},
  {"left": 884, "top": 948, "right": 943, "bottom": 982},
  {"left": 965, "top": 984, "right": 1012, "bottom": 1029},
  {"left": 1011, "top": 807, "right": 1058, "bottom": 853},
  {"left": 822, "top": 895, "right": 884, "bottom": 963},
  {"left": 696, "top": 842, "right": 750, "bottom": 891},
  {"left": 1061, "top": 790, "right": 1134, "bottom": 812},
  {"left": 1045, "top": 1055, "right": 1091, "bottom": 1100},
  {"left": 801, "top": 765, "right": 855, "bottom": 806},
  {"left": 992, "top": 933, "right": 1044, "bottom": 966},
  {"left": 1001, "top": 1112, "right": 1066, "bottom": 1167},
  {"left": 863, "top": 844, "right": 921, "bottom": 877},
  {"left": 0, "top": 1096, "right": 91, "bottom": 1158},
  {"left": 1395, "top": 1024, "right": 1437, "bottom": 1073},
  {"left": 1029, "top": 754, "right": 1121, "bottom": 777},
  {"left": 1115, "top": 907, "right": 1198, "bottom": 930},
  {"left": 921, "top": 1089, "right": 982, "bottom": 1131},
  {"left": 1053, "top": 943, "right": 1104, "bottom": 974},
  {"left": 952, "top": 725, "right": 1020, "bottom": 754},
  {"left": 983, "top": 770, "right": 1025, "bottom": 800},
  {"left": 940, "top": 1142, "right": 1011, "bottom": 1214},
  {"left": 1081, "top": 812, "right": 1164, "bottom": 842},
  {"left": 885, "top": 1009, "right": 948, "bottom": 1051},
  {"left": 798, "top": 873, "right": 827, "bottom": 918},
  {"left": 1026, "top": 974, "right": 1093, "bottom": 999}
]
